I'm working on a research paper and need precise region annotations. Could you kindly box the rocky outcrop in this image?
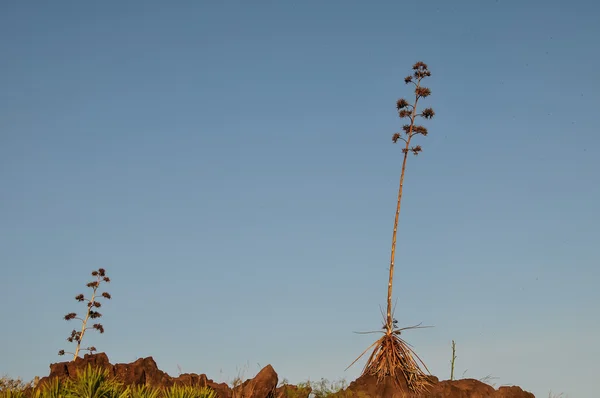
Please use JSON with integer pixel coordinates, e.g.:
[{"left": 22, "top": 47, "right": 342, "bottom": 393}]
[
  {"left": 232, "top": 364, "right": 278, "bottom": 398},
  {"left": 340, "top": 373, "right": 535, "bottom": 398},
  {"left": 34, "top": 353, "right": 534, "bottom": 398},
  {"left": 36, "top": 353, "right": 272, "bottom": 398}
]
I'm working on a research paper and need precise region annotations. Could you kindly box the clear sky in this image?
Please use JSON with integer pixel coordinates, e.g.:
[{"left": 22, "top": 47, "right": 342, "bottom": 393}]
[{"left": 1, "top": 1, "right": 598, "bottom": 397}]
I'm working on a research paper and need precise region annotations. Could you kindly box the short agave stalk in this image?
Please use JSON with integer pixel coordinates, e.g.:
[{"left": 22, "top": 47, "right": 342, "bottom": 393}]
[{"left": 58, "top": 268, "right": 111, "bottom": 360}]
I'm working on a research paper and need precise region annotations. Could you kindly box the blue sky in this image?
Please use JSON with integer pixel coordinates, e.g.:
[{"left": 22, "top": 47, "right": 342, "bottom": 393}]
[{"left": 1, "top": 1, "right": 598, "bottom": 397}]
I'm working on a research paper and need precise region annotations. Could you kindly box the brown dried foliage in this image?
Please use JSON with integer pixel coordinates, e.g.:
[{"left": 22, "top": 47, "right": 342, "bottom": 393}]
[{"left": 363, "top": 333, "right": 431, "bottom": 393}]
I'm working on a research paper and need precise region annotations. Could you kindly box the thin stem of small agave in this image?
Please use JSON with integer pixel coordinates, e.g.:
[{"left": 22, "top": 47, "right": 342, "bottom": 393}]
[
  {"left": 450, "top": 340, "right": 457, "bottom": 381},
  {"left": 73, "top": 279, "right": 100, "bottom": 360}
]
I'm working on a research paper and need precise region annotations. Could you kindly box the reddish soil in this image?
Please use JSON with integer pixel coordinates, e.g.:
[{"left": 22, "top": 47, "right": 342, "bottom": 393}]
[{"left": 343, "top": 373, "right": 535, "bottom": 398}]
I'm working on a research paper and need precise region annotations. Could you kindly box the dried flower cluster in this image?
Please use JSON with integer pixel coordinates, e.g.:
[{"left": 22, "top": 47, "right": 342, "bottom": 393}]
[
  {"left": 392, "top": 62, "right": 435, "bottom": 156},
  {"left": 59, "top": 268, "right": 111, "bottom": 360}
]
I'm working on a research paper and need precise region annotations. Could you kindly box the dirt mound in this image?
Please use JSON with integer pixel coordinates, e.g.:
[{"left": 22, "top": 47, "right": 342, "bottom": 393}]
[{"left": 340, "top": 373, "right": 535, "bottom": 398}]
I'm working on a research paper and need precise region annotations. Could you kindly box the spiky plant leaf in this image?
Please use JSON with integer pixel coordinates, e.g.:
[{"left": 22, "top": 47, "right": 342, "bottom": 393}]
[
  {"left": 128, "top": 386, "right": 161, "bottom": 398},
  {"left": 37, "top": 377, "right": 67, "bottom": 398},
  {"left": 163, "top": 385, "right": 216, "bottom": 398},
  {"left": 67, "top": 365, "right": 123, "bottom": 398},
  {"left": 0, "top": 390, "right": 26, "bottom": 398}
]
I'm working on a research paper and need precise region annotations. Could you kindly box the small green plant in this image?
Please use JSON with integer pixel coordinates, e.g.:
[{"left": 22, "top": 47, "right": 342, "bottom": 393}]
[
  {"left": 163, "top": 384, "right": 217, "bottom": 398},
  {"left": 308, "top": 378, "right": 347, "bottom": 398},
  {"left": 58, "top": 268, "right": 112, "bottom": 360},
  {"left": 30, "top": 365, "right": 125, "bottom": 398},
  {"left": 450, "top": 340, "right": 457, "bottom": 381},
  {"left": 0, "top": 390, "right": 26, "bottom": 398},
  {"left": 66, "top": 365, "right": 125, "bottom": 398},
  {"left": 128, "top": 385, "right": 161, "bottom": 398},
  {"left": 34, "top": 377, "right": 67, "bottom": 398}
]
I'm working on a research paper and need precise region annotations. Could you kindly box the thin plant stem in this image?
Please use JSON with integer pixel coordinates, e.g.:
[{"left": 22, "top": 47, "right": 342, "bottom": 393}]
[{"left": 386, "top": 83, "right": 421, "bottom": 333}]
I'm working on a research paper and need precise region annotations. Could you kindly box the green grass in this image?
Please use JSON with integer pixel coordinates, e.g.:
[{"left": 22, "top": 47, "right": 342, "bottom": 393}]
[
  {"left": 281, "top": 378, "right": 372, "bottom": 398},
  {"left": 1, "top": 366, "right": 217, "bottom": 398}
]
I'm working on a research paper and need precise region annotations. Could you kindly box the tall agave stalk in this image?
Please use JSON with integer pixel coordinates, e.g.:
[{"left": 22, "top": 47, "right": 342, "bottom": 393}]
[
  {"left": 348, "top": 61, "right": 435, "bottom": 393},
  {"left": 385, "top": 61, "right": 434, "bottom": 334}
]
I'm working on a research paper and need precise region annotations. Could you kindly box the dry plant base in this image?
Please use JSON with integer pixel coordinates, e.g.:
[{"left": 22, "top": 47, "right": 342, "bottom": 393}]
[{"left": 350, "top": 332, "right": 432, "bottom": 395}]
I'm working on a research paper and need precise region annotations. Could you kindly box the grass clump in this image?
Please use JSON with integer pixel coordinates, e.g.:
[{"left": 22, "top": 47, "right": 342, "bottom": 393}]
[
  {"left": 128, "top": 386, "right": 161, "bottom": 398},
  {"left": 162, "top": 385, "right": 216, "bottom": 398},
  {"left": 33, "top": 377, "right": 67, "bottom": 398}
]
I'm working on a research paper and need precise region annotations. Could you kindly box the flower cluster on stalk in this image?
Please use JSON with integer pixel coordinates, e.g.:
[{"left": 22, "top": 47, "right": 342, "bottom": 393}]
[{"left": 391, "top": 62, "right": 435, "bottom": 158}]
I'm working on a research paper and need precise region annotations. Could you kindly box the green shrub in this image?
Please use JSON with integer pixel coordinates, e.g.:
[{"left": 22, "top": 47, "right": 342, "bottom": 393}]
[
  {"left": 127, "top": 386, "right": 160, "bottom": 398},
  {"left": 162, "top": 385, "right": 216, "bottom": 398},
  {"left": 34, "top": 377, "right": 67, "bottom": 398}
]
